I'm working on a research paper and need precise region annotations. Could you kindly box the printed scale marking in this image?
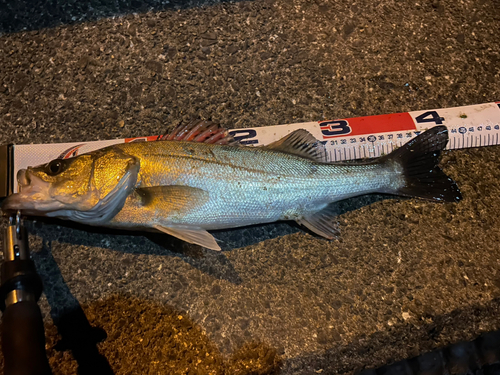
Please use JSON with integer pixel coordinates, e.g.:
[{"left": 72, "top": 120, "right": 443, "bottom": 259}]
[{"left": 12, "top": 102, "right": 500, "bottom": 193}]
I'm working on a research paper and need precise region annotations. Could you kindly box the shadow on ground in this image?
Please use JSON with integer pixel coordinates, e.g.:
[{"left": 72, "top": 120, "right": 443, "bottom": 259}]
[
  {"left": 14, "top": 294, "right": 500, "bottom": 375},
  {"left": 0, "top": 0, "right": 251, "bottom": 34},
  {"left": 1, "top": 210, "right": 500, "bottom": 374},
  {"left": 20, "top": 193, "right": 392, "bottom": 288},
  {"left": 0, "top": 240, "right": 282, "bottom": 374}
]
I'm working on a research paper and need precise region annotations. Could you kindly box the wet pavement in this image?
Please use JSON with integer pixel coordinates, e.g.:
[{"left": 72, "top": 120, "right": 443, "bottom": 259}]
[{"left": 0, "top": 0, "right": 499, "bottom": 373}]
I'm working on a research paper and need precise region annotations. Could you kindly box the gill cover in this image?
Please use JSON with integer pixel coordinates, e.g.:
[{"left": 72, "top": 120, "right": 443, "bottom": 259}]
[{"left": 63, "top": 148, "right": 141, "bottom": 224}]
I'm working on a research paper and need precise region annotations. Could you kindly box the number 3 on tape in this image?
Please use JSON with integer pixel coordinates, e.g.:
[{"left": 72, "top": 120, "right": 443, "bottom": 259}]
[{"left": 319, "top": 120, "right": 352, "bottom": 138}]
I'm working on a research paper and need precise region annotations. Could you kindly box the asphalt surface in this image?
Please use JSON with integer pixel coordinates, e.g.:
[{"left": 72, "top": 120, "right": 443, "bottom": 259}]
[{"left": 0, "top": 0, "right": 500, "bottom": 374}]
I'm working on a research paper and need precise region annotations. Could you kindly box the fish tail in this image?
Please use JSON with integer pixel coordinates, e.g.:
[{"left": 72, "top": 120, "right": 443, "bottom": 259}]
[{"left": 382, "top": 125, "right": 462, "bottom": 202}]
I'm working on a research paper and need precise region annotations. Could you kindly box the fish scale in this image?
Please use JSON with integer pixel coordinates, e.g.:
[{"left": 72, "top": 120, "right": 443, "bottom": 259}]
[{"left": 110, "top": 140, "right": 393, "bottom": 229}]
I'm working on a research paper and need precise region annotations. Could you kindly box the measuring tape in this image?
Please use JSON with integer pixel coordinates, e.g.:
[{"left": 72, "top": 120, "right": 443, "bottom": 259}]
[
  {"left": 3, "top": 101, "right": 500, "bottom": 196},
  {"left": 227, "top": 101, "right": 500, "bottom": 161}
]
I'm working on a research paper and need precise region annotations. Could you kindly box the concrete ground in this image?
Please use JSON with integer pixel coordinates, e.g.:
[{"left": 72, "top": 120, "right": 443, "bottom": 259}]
[{"left": 0, "top": 0, "right": 499, "bottom": 374}]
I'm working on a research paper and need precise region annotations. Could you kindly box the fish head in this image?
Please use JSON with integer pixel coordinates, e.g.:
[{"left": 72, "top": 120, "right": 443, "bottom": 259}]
[
  {"left": 3, "top": 155, "right": 96, "bottom": 215},
  {"left": 2, "top": 148, "right": 140, "bottom": 224}
]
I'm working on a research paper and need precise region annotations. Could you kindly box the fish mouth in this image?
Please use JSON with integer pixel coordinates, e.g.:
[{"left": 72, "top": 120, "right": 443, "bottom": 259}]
[
  {"left": 18, "top": 168, "right": 30, "bottom": 189},
  {"left": 2, "top": 169, "right": 65, "bottom": 215}
]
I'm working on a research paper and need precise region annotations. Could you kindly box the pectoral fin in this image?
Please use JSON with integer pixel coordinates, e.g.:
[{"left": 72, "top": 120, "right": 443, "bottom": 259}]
[
  {"left": 112, "top": 185, "right": 217, "bottom": 249},
  {"left": 297, "top": 204, "right": 340, "bottom": 239},
  {"left": 154, "top": 225, "right": 221, "bottom": 251},
  {"left": 136, "top": 186, "right": 217, "bottom": 248},
  {"left": 134, "top": 185, "right": 209, "bottom": 214}
]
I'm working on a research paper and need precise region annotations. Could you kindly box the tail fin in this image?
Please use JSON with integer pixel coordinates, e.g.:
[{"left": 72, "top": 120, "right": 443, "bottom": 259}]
[{"left": 382, "top": 126, "right": 462, "bottom": 202}]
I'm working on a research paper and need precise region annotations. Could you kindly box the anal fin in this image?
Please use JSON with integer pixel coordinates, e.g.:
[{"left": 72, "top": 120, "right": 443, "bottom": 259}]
[
  {"left": 154, "top": 225, "right": 221, "bottom": 251},
  {"left": 296, "top": 204, "right": 340, "bottom": 239}
]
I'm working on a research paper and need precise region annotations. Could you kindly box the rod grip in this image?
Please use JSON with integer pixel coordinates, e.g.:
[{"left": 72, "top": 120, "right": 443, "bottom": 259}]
[{"left": 2, "top": 300, "right": 52, "bottom": 375}]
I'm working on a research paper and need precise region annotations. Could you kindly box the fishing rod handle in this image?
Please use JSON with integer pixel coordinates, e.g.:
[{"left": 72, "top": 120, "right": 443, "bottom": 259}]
[
  {"left": 2, "top": 299, "right": 52, "bottom": 375},
  {"left": 1, "top": 216, "right": 52, "bottom": 375}
]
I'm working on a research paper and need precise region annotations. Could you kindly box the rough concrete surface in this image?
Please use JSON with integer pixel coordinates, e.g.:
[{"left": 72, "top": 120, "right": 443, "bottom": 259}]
[{"left": 0, "top": 0, "right": 499, "bottom": 374}]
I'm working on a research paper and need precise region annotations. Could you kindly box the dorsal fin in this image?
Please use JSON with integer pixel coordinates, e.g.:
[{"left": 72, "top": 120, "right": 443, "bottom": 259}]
[
  {"left": 264, "top": 129, "right": 327, "bottom": 162},
  {"left": 158, "top": 119, "right": 237, "bottom": 145}
]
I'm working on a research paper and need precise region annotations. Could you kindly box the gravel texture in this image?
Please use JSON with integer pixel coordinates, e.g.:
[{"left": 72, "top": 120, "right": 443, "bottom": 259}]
[{"left": 0, "top": 0, "right": 500, "bottom": 374}]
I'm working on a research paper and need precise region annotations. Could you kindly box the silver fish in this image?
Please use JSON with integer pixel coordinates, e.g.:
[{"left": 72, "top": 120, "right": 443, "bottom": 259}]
[{"left": 2, "top": 125, "right": 461, "bottom": 250}]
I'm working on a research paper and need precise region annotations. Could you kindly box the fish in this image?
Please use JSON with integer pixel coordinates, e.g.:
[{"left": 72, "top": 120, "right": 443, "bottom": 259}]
[{"left": 2, "top": 122, "right": 461, "bottom": 251}]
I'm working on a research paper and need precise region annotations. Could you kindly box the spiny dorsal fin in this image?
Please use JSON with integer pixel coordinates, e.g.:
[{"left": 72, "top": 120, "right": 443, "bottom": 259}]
[
  {"left": 264, "top": 129, "right": 327, "bottom": 162},
  {"left": 158, "top": 119, "right": 237, "bottom": 145}
]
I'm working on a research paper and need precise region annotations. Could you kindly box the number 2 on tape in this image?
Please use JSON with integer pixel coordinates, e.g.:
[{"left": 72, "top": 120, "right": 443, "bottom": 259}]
[{"left": 228, "top": 129, "right": 258, "bottom": 145}]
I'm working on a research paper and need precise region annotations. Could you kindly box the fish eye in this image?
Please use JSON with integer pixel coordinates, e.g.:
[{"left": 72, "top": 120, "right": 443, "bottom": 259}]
[{"left": 46, "top": 159, "right": 65, "bottom": 176}]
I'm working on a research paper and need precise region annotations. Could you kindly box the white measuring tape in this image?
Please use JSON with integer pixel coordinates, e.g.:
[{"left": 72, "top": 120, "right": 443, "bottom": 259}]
[
  {"left": 226, "top": 101, "right": 500, "bottom": 161},
  {"left": 10, "top": 101, "right": 500, "bottom": 193}
]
